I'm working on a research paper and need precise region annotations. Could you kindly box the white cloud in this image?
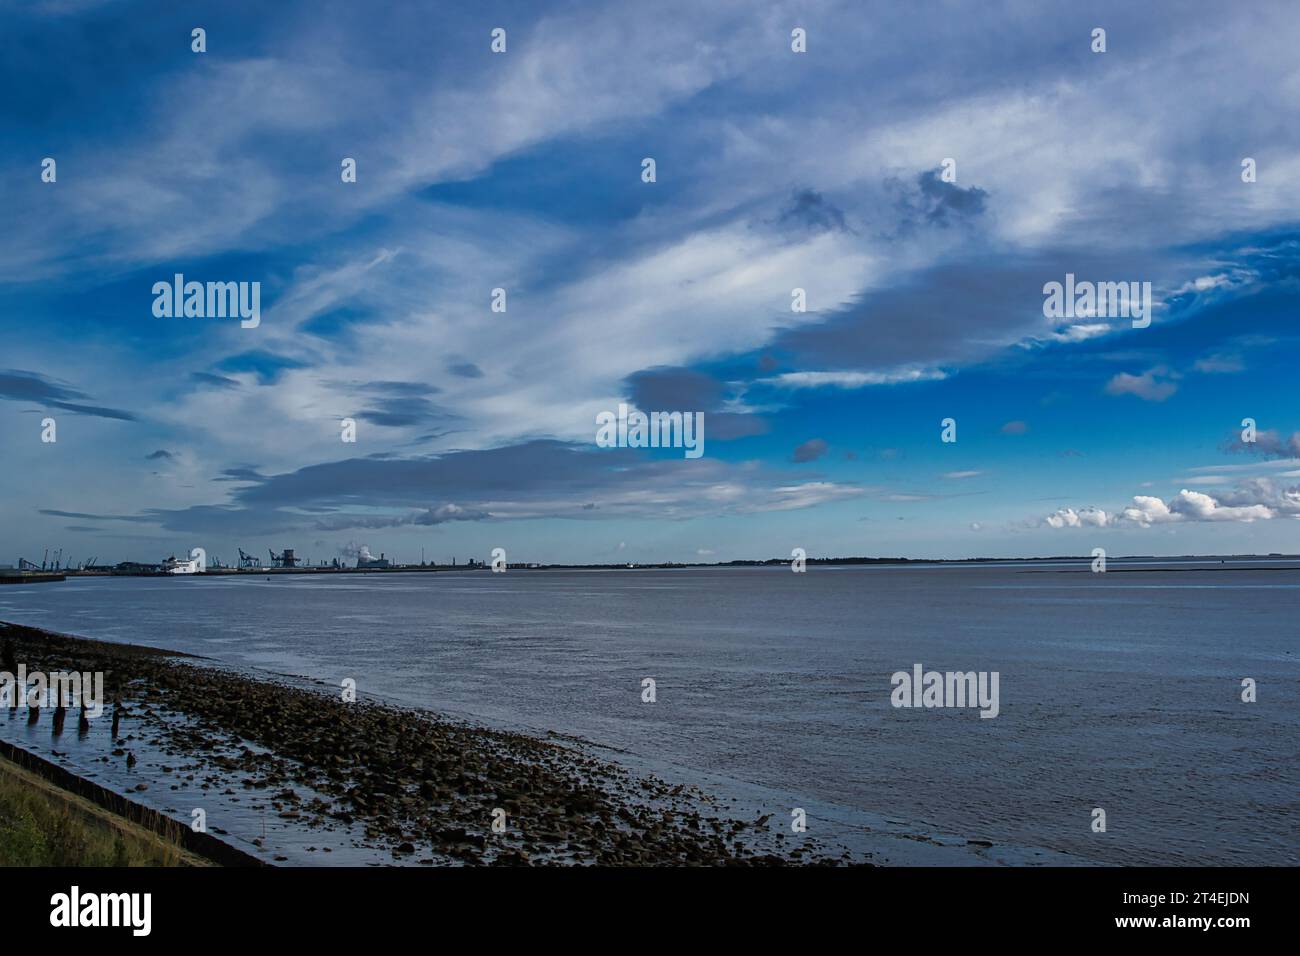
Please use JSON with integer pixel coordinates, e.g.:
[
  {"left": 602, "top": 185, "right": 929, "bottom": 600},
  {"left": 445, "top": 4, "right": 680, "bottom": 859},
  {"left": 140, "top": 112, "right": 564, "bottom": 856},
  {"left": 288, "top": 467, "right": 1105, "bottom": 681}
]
[
  {"left": 1043, "top": 483, "right": 1290, "bottom": 529},
  {"left": 1169, "top": 489, "right": 1273, "bottom": 523},
  {"left": 1052, "top": 323, "right": 1111, "bottom": 343},
  {"left": 1120, "top": 496, "right": 1177, "bottom": 526},
  {"left": 1104, "top": 366, "right": 1180, "bottom": 402},
  {"left": 757, "top": 482, "right": 867, "bottom": 512},
  {"left": 1045, "top": 506, "right": 1110, "bottom": 529},
  {"left": 762, "top": 368, "right": 947, "bottom": 389},
  {"left": 1193, "top": 352, "right": 1245, "bottom": 374}
]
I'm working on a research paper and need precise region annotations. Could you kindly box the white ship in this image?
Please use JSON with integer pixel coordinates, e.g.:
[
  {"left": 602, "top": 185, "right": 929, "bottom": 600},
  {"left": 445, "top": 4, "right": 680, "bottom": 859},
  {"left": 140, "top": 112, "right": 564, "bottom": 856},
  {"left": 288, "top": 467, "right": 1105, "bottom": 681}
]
[{"left": 160, "top": 554, "right": 202, "bottom": 574}]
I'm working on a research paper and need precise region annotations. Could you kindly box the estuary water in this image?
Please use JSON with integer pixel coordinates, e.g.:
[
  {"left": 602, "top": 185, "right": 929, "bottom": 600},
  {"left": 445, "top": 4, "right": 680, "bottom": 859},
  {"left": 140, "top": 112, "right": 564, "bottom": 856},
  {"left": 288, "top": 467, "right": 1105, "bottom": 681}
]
[{"left": 1, "top": 560, "right": 1296, "bottom": 865}]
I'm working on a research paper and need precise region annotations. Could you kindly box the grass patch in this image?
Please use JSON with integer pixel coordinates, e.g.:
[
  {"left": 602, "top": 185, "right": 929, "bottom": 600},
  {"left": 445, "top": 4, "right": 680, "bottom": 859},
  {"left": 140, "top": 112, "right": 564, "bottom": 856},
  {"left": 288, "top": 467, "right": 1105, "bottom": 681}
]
[{"left": 0, "top": 760, "right": 191, "bottom": 866}]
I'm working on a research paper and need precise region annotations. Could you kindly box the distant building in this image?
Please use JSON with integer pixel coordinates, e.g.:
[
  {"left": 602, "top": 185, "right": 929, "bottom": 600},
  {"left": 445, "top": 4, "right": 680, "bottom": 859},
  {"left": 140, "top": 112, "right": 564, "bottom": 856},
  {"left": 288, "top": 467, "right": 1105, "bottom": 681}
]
[
  {"left": 357, "top": 552, "right": 391, "bottom": 569},
  {"left": 161, "top": 554, "right": 201, "bottom": 574},
  {"left": 270, "top": 548, "right": 299, "bottom": 568}
]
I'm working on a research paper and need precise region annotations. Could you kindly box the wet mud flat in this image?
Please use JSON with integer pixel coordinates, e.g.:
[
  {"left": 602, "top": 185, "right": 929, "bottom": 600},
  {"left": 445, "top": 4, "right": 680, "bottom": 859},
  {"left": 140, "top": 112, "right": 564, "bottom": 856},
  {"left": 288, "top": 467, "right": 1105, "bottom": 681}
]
[{"left": 0, "top": 621, "right": 860, "bottom": 866}]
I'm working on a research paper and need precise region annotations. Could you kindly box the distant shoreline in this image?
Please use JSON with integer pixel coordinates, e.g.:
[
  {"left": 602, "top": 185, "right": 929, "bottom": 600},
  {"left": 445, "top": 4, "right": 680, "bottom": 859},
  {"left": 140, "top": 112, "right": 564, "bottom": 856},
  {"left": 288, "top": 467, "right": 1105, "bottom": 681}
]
[{"left": 31, "top": 554, "right": 1300, "bottom": 579}]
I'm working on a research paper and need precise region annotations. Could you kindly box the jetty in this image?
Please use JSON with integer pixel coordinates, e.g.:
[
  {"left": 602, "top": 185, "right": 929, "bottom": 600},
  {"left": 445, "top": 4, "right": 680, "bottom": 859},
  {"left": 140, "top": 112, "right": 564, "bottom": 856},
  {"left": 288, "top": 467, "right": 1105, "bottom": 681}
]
[{"left": 0, "top": 572, "right": 65, "bottom": 585}]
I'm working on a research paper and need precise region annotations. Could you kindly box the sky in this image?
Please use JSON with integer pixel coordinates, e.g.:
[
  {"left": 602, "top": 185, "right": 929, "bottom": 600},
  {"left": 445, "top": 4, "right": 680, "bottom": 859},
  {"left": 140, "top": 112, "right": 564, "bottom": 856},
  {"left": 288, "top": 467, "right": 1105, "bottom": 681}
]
[{"left": 3, "top": 0, "right": 1300, "bottom": 567}]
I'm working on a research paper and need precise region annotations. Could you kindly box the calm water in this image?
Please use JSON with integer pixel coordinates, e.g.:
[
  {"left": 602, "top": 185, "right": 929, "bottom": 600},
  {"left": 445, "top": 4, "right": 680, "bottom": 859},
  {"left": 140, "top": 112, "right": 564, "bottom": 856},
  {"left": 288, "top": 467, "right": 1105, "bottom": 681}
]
[{"left": 2, "top": 562, "right": 1296, "bottom": 865}]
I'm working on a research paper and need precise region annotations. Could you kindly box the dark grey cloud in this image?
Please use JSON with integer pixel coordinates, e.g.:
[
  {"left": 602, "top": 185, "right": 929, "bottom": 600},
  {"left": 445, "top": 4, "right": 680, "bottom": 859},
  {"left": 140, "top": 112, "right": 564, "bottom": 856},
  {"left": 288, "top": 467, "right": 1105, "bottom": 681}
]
[
  {"left": 907, "top": 169, "right": 988, "bottom": 227},
  {"left": 138, "top": 503, "right": 306, "bottom": 537},
  {"left": 776, "top": 258, "right": 1035, "bottom": 370},
  {"left": 0, "top": 368, "right": 136, "bottom": 421},
  {"left": 446, "top": 361, "right": 484, "bottom": 379},
  {"left": 37, "top": 508, "right": 150, "bottom": 523},
  {"left": 344, "top": 380, "right": 441, "bottom": 397},
  {"left": 699, "top": 414, "right": 766, "bottom": 440},
  {"left": 146, "top": 449, "right": 175, "bottom": 461},
  {"left": 213, "top": 351, "right": 310, "bottom": 385},
  {"left": 213, "top": 466, "right": 266, "bottom": 483},
  {"left": 311, "top": 503, "right": 493, "bottom": 531},
  {"left": 133, "top": 442, "right": 620, "bottom": 535},
  {"left": 235, "top": 440, "right": 635, "bottom": 509},
  {"left": 41, "top": 400, "right": 136, "bottom": 420},
  {"left": 405, "top": 428, "right": 458, "bottom": 446},
  {"left": 190, "top": 371, "right": 240, "bottom": 389},
  {"left": 128, "top": 437, "right": 863, "bottom": 536},
  {"left": 1222, "top": 428, "right": 1300, "bottom": 459},
  {"left": 792, "top": 438, "right": 829, "bottom": 463},
  {"left": 623, "top": 366, "right": 766, "bottom": 440},
  {"left": 356, "top": 397, "right": 447, "bottom": 428},
  {"left": 772, "top": 247, "right": 1175, "bottom": 373},
  {"left": 878, "top": 168, "right": 990, "bottom": 239},
  {"left": 301, "top": 305, "right": 376, "bottom": 340},
  {"left": 777, "top": 188, "right": 849, "bottom": 234},
  {"left": 1, "top": 370, "right": 78, "bottom": 403},
  {"left": 626, "top": 366, "right": 723, "bottom": 410},
  {"left": 329, "top": 379, "right": 451, "bottom": 428},
  {"left": 411, "top": 503, "right": 490, "bottom": 524}
]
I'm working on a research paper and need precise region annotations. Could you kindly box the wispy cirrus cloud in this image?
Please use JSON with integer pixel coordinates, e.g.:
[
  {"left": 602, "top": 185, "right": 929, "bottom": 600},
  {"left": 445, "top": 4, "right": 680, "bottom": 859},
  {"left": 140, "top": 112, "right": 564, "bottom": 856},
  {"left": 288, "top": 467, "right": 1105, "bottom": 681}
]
[
  {"left": 762, "top": 368, "right": 947, "bottom": 390},
  {"left": 7, "top": 1, "right": 1300, "bottom": 563}
]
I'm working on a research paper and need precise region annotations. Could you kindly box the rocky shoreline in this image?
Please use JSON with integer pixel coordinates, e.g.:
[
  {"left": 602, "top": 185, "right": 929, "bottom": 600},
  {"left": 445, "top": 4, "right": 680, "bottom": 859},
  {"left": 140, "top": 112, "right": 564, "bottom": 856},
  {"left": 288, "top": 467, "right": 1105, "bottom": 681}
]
[{"left": 0, "top": 621, "right": 858, "bottom": 866}]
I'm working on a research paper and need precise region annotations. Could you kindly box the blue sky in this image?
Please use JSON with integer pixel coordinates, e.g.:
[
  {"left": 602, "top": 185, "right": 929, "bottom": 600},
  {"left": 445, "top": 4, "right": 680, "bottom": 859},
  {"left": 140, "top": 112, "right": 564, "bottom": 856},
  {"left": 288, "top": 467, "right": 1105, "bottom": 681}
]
[{"left": 3, "top": 0, "right": 1300, "bottom": 566}]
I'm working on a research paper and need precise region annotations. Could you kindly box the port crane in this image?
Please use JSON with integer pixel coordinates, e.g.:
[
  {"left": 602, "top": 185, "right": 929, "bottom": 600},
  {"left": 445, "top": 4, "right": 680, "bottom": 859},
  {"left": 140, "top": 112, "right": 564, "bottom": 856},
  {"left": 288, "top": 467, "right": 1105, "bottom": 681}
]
[
  {"left": 268, "top": 548, "right": 298, "bottom": 568},
  {"left": 237, "top": 548, "right": 261, "bottom": 569},
  {"left": 33, "top": 549, "right": 65, "bottom": 570}
]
